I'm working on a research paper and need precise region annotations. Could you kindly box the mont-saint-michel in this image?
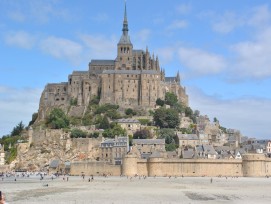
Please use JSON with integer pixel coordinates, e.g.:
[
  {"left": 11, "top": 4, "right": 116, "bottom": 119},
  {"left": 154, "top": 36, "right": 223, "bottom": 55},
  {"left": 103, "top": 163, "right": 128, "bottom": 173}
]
[{"left": 1, "top": 1, "right": 271, "bottom": 203}]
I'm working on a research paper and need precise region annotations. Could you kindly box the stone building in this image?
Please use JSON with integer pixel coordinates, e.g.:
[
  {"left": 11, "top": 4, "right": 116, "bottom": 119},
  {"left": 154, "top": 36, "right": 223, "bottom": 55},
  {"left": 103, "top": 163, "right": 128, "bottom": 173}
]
[
  {"left": 176, "top": 133, "right": 200, "bottom": 148},
  {"left": 37, "top": 3, "right": 188, "bottom": 121},
  {"left": 0, "top": 144, "right": 5, "bottom": 165},
  {"left": 99, "top": 136, "right": 129, "bottom": 165},
  {"left": 131, "top": 139, "right": 165, "bottom": 158},
  {"left": 115, "top": 118, "right": 141, "bottom": 135}
]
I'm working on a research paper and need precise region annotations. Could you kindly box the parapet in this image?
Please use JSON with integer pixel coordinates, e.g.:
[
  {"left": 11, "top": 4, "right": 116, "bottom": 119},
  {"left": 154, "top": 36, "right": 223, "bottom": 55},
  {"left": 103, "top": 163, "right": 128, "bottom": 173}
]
[{"left": 242, "top": 154, "right": 266, "bottom": 161}]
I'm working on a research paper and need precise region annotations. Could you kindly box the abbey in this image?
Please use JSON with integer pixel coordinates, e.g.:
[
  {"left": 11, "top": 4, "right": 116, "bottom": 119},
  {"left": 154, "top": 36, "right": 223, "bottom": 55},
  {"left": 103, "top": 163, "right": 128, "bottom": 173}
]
[{"left": 38, "top": 4, "right": 188, "bottom": 120}]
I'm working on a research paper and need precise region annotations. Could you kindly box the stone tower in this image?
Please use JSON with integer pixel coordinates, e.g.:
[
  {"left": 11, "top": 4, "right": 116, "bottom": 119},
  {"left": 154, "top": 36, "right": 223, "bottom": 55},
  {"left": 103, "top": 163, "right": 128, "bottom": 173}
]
[{"left": 115, "top": 2, "right": 133, "bottom": 71}]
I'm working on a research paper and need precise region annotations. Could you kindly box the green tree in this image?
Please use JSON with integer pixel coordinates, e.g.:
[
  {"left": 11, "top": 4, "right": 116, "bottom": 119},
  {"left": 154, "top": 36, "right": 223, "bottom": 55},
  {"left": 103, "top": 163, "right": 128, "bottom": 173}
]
[
  {"left": 165, "top": 143, "right": 178, "bottom": 151},
  {"left": 165, "top": 92, "right": 178, "bottom": 106},
  {"left": 28, "top": 112, "right": 38, "bottom": 126},
  {"left": 185, "top": 106, "right": 193, "bottom": 118},
  {"left": 156, "top": 98, "right": 165, "bottom": 106},
  {"left": 70, "top": 98, "right": 78, "bottom": 106},
  {"left": 70, "top": 128, "right": 87, "bottom": 138},
  {"left": 158, "top": 128, "right": 178, "bottom": 151},
  {"left": 138, "top": 119, "right": 150, "bottom": 126},
  {"left": 99, "top": 116, "right": 110, "bottom": 129},
  {"left": 102, "top": 124, "right": 126, "bottom": 138},
  {"left": 153, "top": 107, "right": 180, "bottom": 128},
  {"left": 82, "top": 113, "right": 93, "bottom": 126},
  {"left": 11, "top": 121, "right": 25, "bottom": 136},
  {"left": 194, "top": 110, "right": 200, "bottom": 117},
  {"left": 173, "top": 102, "right": 185, "bottom": 113},
  {"left": 46, "top": 108, "right": 69, "bottom": 129},
  {"left": 133, "top": 129, "right": 151, "bottom": 139},
  {"left": 125, "top": 108, "right": 136, "bottom": 116}
]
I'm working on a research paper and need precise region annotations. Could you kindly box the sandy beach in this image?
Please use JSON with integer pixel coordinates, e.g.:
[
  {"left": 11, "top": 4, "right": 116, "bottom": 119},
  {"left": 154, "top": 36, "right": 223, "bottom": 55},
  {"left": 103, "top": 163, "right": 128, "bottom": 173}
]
[{"left": 1, "top": 175, "right": 271, "bottom": 204}]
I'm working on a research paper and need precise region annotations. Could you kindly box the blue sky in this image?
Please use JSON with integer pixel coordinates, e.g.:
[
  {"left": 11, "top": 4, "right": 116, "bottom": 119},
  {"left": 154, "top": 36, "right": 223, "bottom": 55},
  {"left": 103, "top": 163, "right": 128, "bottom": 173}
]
[{"left": 0, "top": 0, "right": 270, "bottom": 139}]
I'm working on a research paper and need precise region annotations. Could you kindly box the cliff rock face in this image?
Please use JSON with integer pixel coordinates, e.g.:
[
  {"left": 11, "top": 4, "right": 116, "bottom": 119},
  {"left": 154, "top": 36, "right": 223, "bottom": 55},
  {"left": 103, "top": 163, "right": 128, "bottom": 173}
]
[{"left": 14, "top": 129, "right": 102, "bottom": 171}]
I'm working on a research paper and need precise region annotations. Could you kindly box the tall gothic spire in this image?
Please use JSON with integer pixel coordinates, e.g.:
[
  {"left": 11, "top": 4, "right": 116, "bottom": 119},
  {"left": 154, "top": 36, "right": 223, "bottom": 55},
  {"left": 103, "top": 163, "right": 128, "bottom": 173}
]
[
  {"left": 118, "top": 1, "right": 132, "bottom": 45},
  {"left": 122, "top": 1, "right": 128, "bottom": 35}
]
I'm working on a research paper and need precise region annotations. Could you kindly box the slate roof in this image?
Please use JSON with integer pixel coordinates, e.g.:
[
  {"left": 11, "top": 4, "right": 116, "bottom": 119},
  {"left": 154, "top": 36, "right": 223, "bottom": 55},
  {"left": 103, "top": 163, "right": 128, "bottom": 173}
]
[
  {"left": 102, "top": 70, "right": 160, "bottom": 75},
  {"left": 214, "top": 146, "right": 231, "bottom": 152},
  {"left": 133, "top": 139, "right": 165, "bottom": 145},
  {"left": 90, "top": 60, "right": 115, "bottom": 66},
  {"left": 196, "top": 145, "right": 217, "bottom": 155},
  {"left": 165, "top": 77, "right": 176, "bottom": 82},
  {"left": 101, "top": 137, "right": 128, "bottom": 145},
  {"left": 177, "top": 133, "right": 199, "bottom": 140},
  {"left": 149, "top": 151, "right": 162, "bottom": 158},
  {"left": 133, "top": 49, "right": 144, "bottom": 54},
  {"left": 182, "top": 149, "right": 194, "bottom": 159},
  {"left": 50, "top": 160, "right": 59, "bottom": 168},
  {"left": 72, "top": 71, "right": 88, "bottom": 75},
  {"left": 115, "top": 118, "right": 140, "bottom": 123}
]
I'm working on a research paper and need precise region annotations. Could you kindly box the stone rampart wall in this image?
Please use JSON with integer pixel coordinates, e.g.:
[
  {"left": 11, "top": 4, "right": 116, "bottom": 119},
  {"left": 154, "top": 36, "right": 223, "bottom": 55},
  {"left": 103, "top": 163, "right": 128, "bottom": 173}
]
[
  {"left": 145, "top": 158, "right": 243, "bottom": 177},
  {"left": 0, "top": 165, "right": 10, "bottom": 172},
  {"left": 70, "top": 161, "right": 121, "bottom": 176}
]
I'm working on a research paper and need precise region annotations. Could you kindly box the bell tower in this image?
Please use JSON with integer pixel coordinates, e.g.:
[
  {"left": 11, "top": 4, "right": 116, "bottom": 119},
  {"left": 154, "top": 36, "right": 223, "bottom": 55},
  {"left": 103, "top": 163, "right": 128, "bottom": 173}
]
[{"left": 116, "top": 1, "right": 133, "bottom": 70}]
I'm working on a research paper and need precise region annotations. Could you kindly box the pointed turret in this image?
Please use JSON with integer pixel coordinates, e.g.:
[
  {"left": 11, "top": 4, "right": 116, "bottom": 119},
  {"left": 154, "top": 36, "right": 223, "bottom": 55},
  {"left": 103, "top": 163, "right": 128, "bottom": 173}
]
[
  {"left": 156, "top": 55, "right": 159, "bottom": 71},
  {"left": 176, "top": 70, "right": 180, "bottom": 84}
]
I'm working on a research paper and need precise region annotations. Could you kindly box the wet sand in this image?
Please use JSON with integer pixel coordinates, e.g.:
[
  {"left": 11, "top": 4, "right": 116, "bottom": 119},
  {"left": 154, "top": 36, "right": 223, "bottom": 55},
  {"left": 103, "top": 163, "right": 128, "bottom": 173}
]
[{"left": 1, "top": 175, "right": 271, "bottom": 204}]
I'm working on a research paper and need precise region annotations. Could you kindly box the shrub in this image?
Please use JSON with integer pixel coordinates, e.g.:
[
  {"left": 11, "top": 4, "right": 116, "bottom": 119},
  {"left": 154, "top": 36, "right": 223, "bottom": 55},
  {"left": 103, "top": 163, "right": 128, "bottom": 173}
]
[{"left": 70, "top": 128, "right": 87, "bottom": 138}]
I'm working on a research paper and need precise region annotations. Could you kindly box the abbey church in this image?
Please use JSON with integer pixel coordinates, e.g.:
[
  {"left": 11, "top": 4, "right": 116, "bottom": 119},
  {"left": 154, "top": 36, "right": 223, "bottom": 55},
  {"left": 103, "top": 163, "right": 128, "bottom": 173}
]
[{"left": 38, "top": 4, "right": 188, "bottom": 120}]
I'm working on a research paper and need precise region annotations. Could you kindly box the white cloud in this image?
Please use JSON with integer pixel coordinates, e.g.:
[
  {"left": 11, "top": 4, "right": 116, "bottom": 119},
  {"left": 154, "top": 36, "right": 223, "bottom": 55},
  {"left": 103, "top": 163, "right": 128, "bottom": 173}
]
[
  {"left": 5, "top": 31, "right": 36, "bottom": 49},
  {"left": 40, "top": 36, "right": 83, "bottom": 65},
  {"left": 91, "top": 13, "right": 109, "bottom": 23},
  {"left": 212, "top": 4, "right": 271, "bottom": 34},
  {"left": 212, "top": 12, "right": 244, "bottom": 34},
  {"left": 230, "top": 27, "right": 271, "bottom": 79},
  {"left": 0, "top": 86, "right": 41, "bottom": 136},
  {"left": 167, "top": 20, "right": 187, "bottom": 30},
  {"left": 79, "top": 34, "right": 117, "bottom": 59},
  {"left": 248, "top": 5, "right": 271, "bottom": 27},
  {"left": 176, "top": 3, "right": 191, "bottom": 15},
  {"left": 135, "top": 29, "right": 151, "bottom": 44},
  {"left": 178, "top": 47, "right": 226, "bottom": 76},
  {"left": 4, "top": 0, "right": 70, "bottom": 24},
  {"left": 155, "top": 47, "right": 175, "bottom": 64},
  {"left": 188, "top": 87, "right": 271, "bottom": 139},
  {"left": 8, "top": 11, "right": 26, "bottom": 22}
]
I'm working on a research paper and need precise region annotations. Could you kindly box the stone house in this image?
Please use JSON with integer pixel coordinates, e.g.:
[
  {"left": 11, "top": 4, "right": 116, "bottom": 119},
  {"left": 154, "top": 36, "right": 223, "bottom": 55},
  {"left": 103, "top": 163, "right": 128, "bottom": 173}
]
[
  {"left": 176, "top": 133, "right": 199, "bottom": 148},
  {"left": 131, "top": 139, "right": 165, "bottom": 158},
  {"left": 99, "top": 136, "right": 129, "bottom": 165},
  {"left": 195, "top": 144, "right": 217, "bottom": 159},
  {"left": 181, "top": 148, "right": 195, "bottom": 159},
  {"left": 0, "top": 144, "right": 5, "bottom": 165},
  {"left": 266, "top": 141, "right": 271, "bottom": 157},
  {"left": 115, "top": 118, "right": 141, "bottom": 135}
]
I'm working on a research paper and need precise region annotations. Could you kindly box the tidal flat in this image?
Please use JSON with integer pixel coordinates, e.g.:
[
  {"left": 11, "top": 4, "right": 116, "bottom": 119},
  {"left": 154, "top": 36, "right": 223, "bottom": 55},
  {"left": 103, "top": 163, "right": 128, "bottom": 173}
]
[{"left": 1, "top": 175, "right": 271, "bottom": 204}]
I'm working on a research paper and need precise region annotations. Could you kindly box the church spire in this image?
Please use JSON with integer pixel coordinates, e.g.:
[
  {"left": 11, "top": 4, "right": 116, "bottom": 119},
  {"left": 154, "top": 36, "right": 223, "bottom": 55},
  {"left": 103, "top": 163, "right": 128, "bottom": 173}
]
[
  {"left": 122, "top": 1, "right": 129, "bottom": 36},
  {"left": 118, "top": 1, "right": 132, "bottom": 45}
]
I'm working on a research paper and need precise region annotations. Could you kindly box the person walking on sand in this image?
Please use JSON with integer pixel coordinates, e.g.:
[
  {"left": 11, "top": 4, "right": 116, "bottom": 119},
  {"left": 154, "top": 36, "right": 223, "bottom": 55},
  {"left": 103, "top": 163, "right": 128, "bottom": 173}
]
[
  {"left": 0, "top": 191, "right": 8, "bottom": 204},
  {"left": 210, "top": 178, "right": 213, "bottom": 183}
]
